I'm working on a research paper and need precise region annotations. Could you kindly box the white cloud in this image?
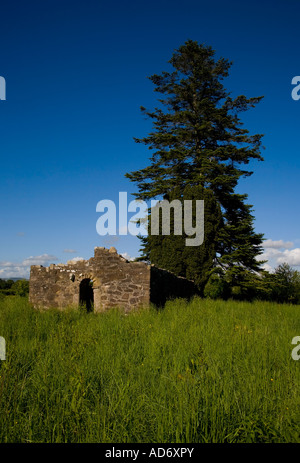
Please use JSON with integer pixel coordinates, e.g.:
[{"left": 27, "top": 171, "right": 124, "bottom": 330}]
[
  {"left": 258, "top": 239, "right": 300, "bottom": 271},
  {"left": 263, "top": 239, "right": 294, "bottom": 249},
  {"left": 260, "top": 262, "right": 274, "bottom": 273},
  {"left": 63, "top": 249, "right": 77, "bottom": 253},
  {"left": 120, "top": 252, "right": 135, "bottom": 261},
  {"left": 0, "top": 254, "right": 58, "bottom": 279},
  {"left": 22, "top": 254, "right": 58, "bottom": 266},
  {"left": 277, "top": 248, "right": 300, "bottom": 266},
  {"left": 0, "top": 267, "right": 29, "bottom": 279}
]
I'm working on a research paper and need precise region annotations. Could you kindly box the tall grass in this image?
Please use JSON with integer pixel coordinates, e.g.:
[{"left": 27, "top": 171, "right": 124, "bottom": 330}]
[{"left": 0, "top": 296, "right": 299, "bottom": 443}]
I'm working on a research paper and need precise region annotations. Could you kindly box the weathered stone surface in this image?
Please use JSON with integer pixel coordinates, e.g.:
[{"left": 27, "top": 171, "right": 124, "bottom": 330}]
[
  {"left": 29, "top": 247, "right": 198, "bottom": 312},
  {"left": 150, "top": 266, "right": 198, "bottom": 307}
]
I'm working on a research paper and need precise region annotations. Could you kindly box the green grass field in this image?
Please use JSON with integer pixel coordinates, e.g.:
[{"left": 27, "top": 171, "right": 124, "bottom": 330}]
[{"left": 0, "top": 296, "right": 299, "bottom": 443}]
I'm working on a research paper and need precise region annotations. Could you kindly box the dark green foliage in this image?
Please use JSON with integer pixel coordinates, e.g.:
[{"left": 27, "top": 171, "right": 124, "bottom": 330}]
[
  {"left": 270, "top": 263, "right": 300, "bottom": 304},
  {"left": 203, "top": 271, "right": 230, "bottom": 299},
  {"left": 0, "top": 279, "right": 29, "bottom": 297},
  {"left": 222, "top": 263, "right": 300, "bottom": 304},
  {"left": 0, "top": 279, "right": 14, "bottom": 290},
  {"left": 11, "top": 280, "right": 29, "bottom": 297},
  {"left": 143, "top": 185, "right": 222, "bottom": 292},
  {"left": 126, "top": 40, "right": 265, "bottom": 287},
  {"left": 0, "top": 279, "right": 16, "bottom": 296}
]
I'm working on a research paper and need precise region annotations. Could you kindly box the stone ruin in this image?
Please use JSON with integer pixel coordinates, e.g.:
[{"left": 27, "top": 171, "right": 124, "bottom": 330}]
[{"left": 29, "top": 246, "right": 198, "bottom": 312}]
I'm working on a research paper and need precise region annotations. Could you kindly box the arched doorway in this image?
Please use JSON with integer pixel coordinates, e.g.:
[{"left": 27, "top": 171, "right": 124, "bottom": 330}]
[{"left": 79, "top": 278, "right": 94, "bottom": 312}]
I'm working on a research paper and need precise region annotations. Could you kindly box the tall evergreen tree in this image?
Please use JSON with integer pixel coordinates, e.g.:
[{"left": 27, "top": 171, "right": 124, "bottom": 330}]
[
  {"left": 141, "top": 184, "right": 223, "bottom": 292},
  {"left": 126, "top": 40, "right": 265, "bottom": 289}
]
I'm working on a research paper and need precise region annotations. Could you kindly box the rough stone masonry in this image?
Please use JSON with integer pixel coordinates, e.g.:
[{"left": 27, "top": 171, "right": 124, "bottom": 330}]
[{"left": 29, "top": 247, "right": 198, "bottom": 312}]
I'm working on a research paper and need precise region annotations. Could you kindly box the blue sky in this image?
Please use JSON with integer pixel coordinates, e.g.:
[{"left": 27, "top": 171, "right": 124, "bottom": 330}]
[{"left": 0, "top": 0, "right": 300, "bottom": 278}]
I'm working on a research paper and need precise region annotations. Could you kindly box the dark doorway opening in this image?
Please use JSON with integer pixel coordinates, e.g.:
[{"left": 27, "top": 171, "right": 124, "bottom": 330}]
[{"left": 79, "top": 279, "right": 94, "bottom": 312}]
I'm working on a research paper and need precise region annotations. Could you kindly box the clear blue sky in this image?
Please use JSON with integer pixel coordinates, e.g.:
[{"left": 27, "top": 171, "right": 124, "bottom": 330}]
[{"left": 1, "top": 0, "right": 300, "bottom": 278}]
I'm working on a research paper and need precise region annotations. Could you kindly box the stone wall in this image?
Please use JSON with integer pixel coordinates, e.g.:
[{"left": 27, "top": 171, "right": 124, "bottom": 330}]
[
  {"left": 29, "top": 246, "right": 198, "bottom": 312},
  {"left": 150, "top": 266, "right": 198, "bottom": 307},
  {"left": 29, "top": 247, "right": 151, "bottom": 312}
]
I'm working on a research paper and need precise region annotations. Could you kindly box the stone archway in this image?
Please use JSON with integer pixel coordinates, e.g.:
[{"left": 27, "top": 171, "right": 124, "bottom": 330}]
[{"left": 79, "top": 278, "right": 94, "bottom": 312}]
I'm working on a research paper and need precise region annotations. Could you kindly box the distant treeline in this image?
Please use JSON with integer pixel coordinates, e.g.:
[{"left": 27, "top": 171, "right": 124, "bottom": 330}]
[
  {"left": 0, "top": 279, "right": 29, "bottom": 297},
  {"left": 204, "top": 263, "right": 300, "bottom": 305},
  {"left": 0, "top": 263, "right": 299, "bottom": 305}
]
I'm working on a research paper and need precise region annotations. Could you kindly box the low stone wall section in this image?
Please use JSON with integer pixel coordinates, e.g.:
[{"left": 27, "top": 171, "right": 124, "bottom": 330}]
[
  {"left": 29, "top": 247, "right": 151, "bottom": 312},
  {"left": 150, "top": 266, "right": 198, "bottom": 307}
]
